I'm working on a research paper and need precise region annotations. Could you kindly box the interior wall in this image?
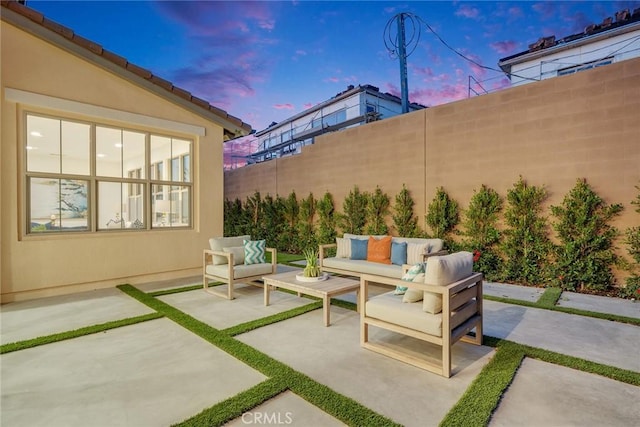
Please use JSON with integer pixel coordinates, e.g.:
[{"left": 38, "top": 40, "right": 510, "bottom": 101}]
[
  {"left": 1, "top": 21, "right": 226, "bottom": 301},
  {"left": 224, "top": 57, "right": 640, "bottom": 250}
]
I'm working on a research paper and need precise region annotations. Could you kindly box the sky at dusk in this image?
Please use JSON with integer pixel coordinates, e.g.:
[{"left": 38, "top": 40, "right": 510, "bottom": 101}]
[{"left": 26, "top": 0, "right": 640, "bottom": 164}]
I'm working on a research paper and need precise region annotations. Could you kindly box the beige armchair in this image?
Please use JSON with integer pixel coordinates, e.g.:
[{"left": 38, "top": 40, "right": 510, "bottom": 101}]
[{"left": 203, "top": 235, "right": 277, "bottom": 300}]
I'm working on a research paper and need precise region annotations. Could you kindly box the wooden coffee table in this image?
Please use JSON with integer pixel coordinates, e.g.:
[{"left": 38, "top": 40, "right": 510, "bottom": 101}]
[{"left": 263, "top": 270, "right": 359, "bottom": 326}]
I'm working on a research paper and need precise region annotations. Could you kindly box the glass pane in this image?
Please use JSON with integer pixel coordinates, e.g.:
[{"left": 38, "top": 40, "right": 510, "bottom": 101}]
[
  {"left": 171, "top": 157, "right": 180, "bottom": 181},
  {"left": 98, "top": 181, "right": 145, "bottom": 230},
  {"left": 150, "top": 135, "right": 171, "bottom": 180},
  {"left": 61, "top": 120, "right": 90, "bottom": 175},
  {"left": 29, "top": 177, "right": 88, "bottom": 233},
  {"left": 182, "top": 154, "right": 190, "bottom": 182},
  {"left": 96, "top": 126, "right": 123, "bottom": 177},
  {"left": 123, "top": 130, "right": 146, "bottom": 179},
  {"left": 173, "top": 139, "right": 191, "bottom": 182},
  {"left": 152, "top": 185, "right": 189, "bottom": 228},
  {"left": 27, "top": 115, "right": 60, "bottom": 173}
]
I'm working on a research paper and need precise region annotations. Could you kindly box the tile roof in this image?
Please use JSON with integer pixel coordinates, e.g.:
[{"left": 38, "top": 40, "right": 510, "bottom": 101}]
[{"left": 1, "top": 0, "right": 253, "bottom": 138}]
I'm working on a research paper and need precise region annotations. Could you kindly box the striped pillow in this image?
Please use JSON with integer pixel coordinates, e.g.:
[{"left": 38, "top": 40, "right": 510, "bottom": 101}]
[
  {"left": 336, "top": 237, "right": 351, "bottom": 258},
  {"left": 407, "top": 242, "right": 429, "bottom": 265},
  {"left": 243, "top": 239, "right": 266, "bottom": 265}
]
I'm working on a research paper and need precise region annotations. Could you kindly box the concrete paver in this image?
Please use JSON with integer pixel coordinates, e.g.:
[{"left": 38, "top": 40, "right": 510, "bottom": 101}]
[
  {"left": 483, "top": 282, "right": 545, "bottom": 303},
  {"left": 558, "top": 291, "right": 640, "bottom": 319},
  {"left": 1, "top": 318, "right": 266, "bottom": 427},
  {"left": 490, "top": 358, "right": 640, "bottom": 427}
]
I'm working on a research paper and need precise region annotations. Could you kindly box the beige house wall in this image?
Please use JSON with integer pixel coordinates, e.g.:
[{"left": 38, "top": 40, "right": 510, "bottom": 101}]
[
  {"left": 225, "top": 57, "right": 640, "bottom": 245},
  {"left": 1, "top": 22, "right": 226, "bottom": 301}
]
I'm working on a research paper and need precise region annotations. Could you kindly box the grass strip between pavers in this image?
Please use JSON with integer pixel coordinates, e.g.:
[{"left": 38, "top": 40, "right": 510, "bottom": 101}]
[
  {"left": 148, "top": 282, "right": 224, "bottom": 297},
  {"left": 174, "top": 377, "right": 290, "bottom": 427},
  {"left": 0, "top": 312, "right": 164, "bottom": 354},
  {"left": 484, "top": 294, "right": 640, "bottom": 326},
  {"left": 536, "top": 287, "right": 562, "bottom": 307},
  {"left": 117, "top": 284, "right": 397, "bottom": 427}
]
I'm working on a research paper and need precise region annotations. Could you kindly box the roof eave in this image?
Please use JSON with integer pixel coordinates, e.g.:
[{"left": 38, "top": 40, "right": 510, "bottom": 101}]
[{"left": 1, "top": 2, "right": 252, "bottom": 139}]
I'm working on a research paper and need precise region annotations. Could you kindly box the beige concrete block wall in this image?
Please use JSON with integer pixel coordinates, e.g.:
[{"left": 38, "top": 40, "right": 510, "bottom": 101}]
[
  {"left": 1, "top": 21, "right": 226, "bottom": 301},
  {"left": 225, "top": 58, "right": 640, "bottom": 282}
]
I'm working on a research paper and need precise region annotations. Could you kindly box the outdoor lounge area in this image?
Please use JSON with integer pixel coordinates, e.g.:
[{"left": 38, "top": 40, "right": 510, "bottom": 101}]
[{"left": 2, "top": 262, "right": 639, "bottom": 426}]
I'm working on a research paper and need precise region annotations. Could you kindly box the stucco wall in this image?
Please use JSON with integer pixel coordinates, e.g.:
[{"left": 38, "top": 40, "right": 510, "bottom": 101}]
[
  {"left": 1, "top": 21, "right": 226, "bottom": 301},
  {"left": 225, "top": 57, "right": 640, "bottom": 244}
]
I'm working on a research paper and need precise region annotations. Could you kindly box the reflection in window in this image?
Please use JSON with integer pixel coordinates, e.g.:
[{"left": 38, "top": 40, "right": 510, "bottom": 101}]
[{"left": 29, "top": 178, "right": 89, "bottom": 232}]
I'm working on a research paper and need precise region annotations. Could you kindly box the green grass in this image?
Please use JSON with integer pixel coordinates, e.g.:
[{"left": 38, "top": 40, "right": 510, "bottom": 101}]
[
  {"left": 222, "top": 301, "right": 323, "bottom": 336},
  {"left": 536, "top": 287, "right": 562, "bottom": 307},
  {"left": 0, "top": 312, "right": 163, "bottom": 354}
]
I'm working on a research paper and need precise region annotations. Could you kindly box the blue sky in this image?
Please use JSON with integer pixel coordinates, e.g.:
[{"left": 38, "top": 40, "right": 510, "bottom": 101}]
[{"left": 29, "top": 1, "right": 640, "bottom": 133}]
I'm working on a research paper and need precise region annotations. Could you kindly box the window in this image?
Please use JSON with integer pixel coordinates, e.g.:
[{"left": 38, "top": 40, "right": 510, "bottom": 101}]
[
  {"left": 557, "top": 57, "right": 613, "bottom": 76},
  {"left": 25, "top": 112, "right": 193, "bottom": 234}
]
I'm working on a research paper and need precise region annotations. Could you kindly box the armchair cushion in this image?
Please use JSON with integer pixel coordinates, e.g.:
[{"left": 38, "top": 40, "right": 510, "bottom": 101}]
[
  {"left": 243, "top": 239, "right": 266, "bottom": 265},
  {"left": 365, "top": 291, "right": 443, "bottom": 337},
  {"left": 402, "top": 273, "right": 425, "bottom": 302},
  {"left": 223, "top": 246, "right": 245, "bottom": 265},
  {"left": 422, "top": 251, "right": 473, "bottom": 314},
  {"left": 209, "top": 235, "right": 250, "bottom": 265},
  {"left": 205, "top": 263, "right": 274, "bottom": 280}
]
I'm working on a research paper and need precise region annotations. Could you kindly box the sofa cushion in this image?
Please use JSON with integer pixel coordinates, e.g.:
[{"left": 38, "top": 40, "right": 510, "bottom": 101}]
[
  {"left": 392, "top": 237, "right": 444, "bottom": 254},
  {"left": 366, "top": 291, "right": 442, "bottom": 337},
  {"left": 423, "top": 251, "right": 473, "bottom": 314},
  {"left": 244, "top": 239, "right": 266, "bottom": 265},
  {"left": 206, "top": 263, "right": 273, "bottom": 280},
  {"left": 322, "top": 257, "right": 402, "bottom": 278},
  {"left": 350, "top": 238, "right": 368, "bottom": 260},
  {"left": 344, "top": 233, "right": 386, "bottom": 240},
  {"left": 367, "top": 236, "right": 392, "bottom": 264},
  {"left": 391, "top": 241, "right": 408, "bottom": 266},
  {"left": 209, "top": 235, "right": 250, "bottom": 265},
  {"left": 336, "top": 237, "right": 351, "bottom": 258},
  {"left": 223, "top": 246, "right": 245, "bottom": 265}
]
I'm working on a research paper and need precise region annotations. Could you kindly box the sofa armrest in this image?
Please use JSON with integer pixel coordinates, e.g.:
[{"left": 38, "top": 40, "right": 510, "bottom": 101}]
[
  {"left": 360, "top": 272, "right": 483, "bottom": 297},
  {"left": 266, "top": 248, "right": 277, "bottom": 270},
  {"left": 319, "top": 243, "right": 337, "bottom": 265},
  {"left": 203, "top": 249, "right": 232, "bottom": 265}
]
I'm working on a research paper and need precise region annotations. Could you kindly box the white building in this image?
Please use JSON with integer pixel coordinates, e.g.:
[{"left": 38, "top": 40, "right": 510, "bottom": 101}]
[
  {"left": 499, "top": 8, "right": 640, "bottom": 86},
  {"left": 247, "top": 84, "right": 424, "bottom": 164}
]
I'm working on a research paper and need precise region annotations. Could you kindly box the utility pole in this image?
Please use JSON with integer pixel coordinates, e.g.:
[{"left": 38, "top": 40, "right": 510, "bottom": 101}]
[{"left": 397, "top": 13, "right": 409, "bottom": 113}]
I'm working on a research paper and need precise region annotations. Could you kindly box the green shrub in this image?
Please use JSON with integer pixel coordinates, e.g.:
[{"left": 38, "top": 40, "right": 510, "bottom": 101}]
[
  {"left": 551, "top": 178, "right": 623, "bottom": 292},
  {"left": 425, "top": 187, "right": 459, "bottom": 247},
  {"left": 461, "top": 185, "right": 503, "bottom": 280},
  {"left": 392, "top": 184, "right": 421, "bottom": 237},
  {"left": 501, "top": 177, "right": 552, "bottom": 286},
  {"left": 223, "top": 198, "right": 244, "bottom": 237},
  {"left": 338, "top": 185, "right": 368, "bottom": 235},
  {"left": 621, "top": 185, "right": 640, "bottom": 299},
  {"left": 316, "top": 192, "right": 337, "bottom": 245},
  {"left": 279, "top": 191, "right": 299, "bottom": 253},
  {"left": 365, "top": 186, "right": 390, "bottom": 235},
  {"left": 261, "top": 194, "right": 285, "bottom": 250},
  {"left": 297, "top": 193, "right": 317, "bottom": 252}
]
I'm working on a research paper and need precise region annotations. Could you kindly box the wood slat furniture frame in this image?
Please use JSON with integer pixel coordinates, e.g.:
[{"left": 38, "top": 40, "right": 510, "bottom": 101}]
[
  {"left": 202, "top": 248, "right": 277, "bottom": 300},
  {"left": 359, "top": 272, "right": 483, "bottom": 378}
]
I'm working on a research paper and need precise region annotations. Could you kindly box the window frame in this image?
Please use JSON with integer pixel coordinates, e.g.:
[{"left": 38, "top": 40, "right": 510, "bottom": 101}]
[{"left": 23, "top": 111, "right": 194, "bottom": 236}]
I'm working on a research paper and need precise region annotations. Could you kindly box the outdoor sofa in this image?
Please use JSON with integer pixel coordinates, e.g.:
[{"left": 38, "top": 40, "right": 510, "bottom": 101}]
[{"left": 319, "top": 233, "right": 446, "bottom": 279}]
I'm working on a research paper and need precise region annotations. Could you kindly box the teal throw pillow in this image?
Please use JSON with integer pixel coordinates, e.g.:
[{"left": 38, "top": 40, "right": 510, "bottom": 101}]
[
  {"left": 391, "top": 241, "right": 408, "bottom": 266},
  {"left": 350, "top": 238, "right": 368, "bottom": 260},
  {"left": 394, "top": 262, "right": 425, "bottom": 295},
  {"left": 243, "top": 239, "right": 266, "bottom": 265}
]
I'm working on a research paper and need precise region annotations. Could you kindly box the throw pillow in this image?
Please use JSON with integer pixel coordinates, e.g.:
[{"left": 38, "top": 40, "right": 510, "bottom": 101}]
[
  {"left": 350, "top": 238, "right": 368, "bottom": 260},
  {"left": 223, "top": 246, "right": 245, "bottom": 265},
  {"left": 366, "top": 236, "right": 392, "bottom": 264},
  {"left": 407, "top": 242, "right": 429, "bottom": 265},
  {"left": 243, "top": 239, "right": 266, "bottom": 265},
  {"left": 403, "top": 273, "right": 425, "bottom": 303},
  {"left": 394, "top": 262, "right": 424, "bottom": 295},
  {"left": 336, "top": 237, "right": 351, "bottom": 258},
  {"left": 390, "top": 241, "right": 408, "bottom": 266}
]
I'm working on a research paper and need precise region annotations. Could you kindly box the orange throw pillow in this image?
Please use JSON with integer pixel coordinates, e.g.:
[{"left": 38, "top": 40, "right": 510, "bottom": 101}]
[{"left": 367, "top": 236, "right": 392, "bottom": 264}]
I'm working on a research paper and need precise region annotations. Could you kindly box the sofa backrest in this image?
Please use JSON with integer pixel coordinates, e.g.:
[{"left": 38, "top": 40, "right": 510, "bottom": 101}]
[
  {"left": 209, "top": 235, "right": 251, "bottom": 265},
  {"left": 391, "top": 237, "right": 444, "bottom": 254}
]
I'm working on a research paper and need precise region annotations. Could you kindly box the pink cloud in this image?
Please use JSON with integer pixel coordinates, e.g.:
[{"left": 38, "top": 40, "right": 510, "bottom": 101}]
[
  {"left": 273, "top": 103, "right": 294, "bottom": 110},
  {"left": 508, "top": 6, "right": 524, "bottom": 20},
  {"left": 223, "top": 135, "right": 259, "bottom": 169},
  {"left": 490, "top": 40, "right": 519, "bottom": 54},
  {"left": 410, "top": 84, "right": 468, "bottom": 107},
  {"left": 455, "top": 4, "right": 481, "bottom": 19},
  {"left": 325, "top": 77, "right": 340, "bottom": 83},
  {"left": 532, "top": 2, "right": 556, "bottom": 19}
]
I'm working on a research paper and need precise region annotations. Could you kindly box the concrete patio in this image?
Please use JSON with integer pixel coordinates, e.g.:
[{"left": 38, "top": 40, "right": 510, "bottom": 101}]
[{"left": 2, "top": 265, "right": 639, "bottom": 426}]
